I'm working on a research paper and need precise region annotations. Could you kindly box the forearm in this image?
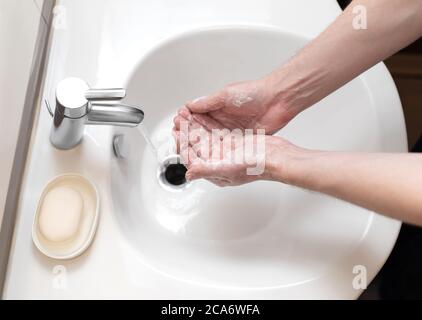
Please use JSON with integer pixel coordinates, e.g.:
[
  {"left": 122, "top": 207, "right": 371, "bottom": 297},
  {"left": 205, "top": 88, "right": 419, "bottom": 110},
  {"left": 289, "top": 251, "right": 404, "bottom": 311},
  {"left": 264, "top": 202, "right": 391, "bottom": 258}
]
[
  {"left": 274, "top": 148, "right": 422, "bottom": 225},
  {"left": 266, "top": 0, "right": 422, "bottom": 117}
]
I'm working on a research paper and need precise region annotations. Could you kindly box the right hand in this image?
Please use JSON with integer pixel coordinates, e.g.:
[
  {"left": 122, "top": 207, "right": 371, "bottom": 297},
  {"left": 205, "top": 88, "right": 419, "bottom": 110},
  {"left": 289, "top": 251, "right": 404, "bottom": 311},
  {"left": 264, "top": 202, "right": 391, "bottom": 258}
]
[
  {"left": 173, "top": 77, "right": 296, "bottom": 135},
  {"left": 173, "top": 118, "right": 299, "bottom": 187}
]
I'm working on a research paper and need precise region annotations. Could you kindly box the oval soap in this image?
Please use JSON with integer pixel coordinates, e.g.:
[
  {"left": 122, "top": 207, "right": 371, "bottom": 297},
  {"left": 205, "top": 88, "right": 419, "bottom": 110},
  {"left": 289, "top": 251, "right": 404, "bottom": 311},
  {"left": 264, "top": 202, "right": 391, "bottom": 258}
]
[{"left": 39, "top": 186, "right": 83, "bottom": 242}]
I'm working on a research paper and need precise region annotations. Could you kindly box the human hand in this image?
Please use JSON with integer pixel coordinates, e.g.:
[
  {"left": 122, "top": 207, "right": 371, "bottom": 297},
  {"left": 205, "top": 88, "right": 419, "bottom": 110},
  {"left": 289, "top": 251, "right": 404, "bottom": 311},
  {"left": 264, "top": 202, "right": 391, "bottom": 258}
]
[
  {"left": 173, "top": 120, "right": 299, "bottom": 187},
  {"left": 173, "top": 77, "right": 296, "bottom": 136}
]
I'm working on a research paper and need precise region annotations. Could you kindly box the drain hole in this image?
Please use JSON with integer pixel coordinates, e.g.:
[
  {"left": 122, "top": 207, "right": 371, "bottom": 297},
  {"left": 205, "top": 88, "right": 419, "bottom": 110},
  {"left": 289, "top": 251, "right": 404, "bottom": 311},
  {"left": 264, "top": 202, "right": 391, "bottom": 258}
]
[
  {"left": 158, "top": 155, "right": 190, "bottom": 191},
  {"left": 164, "top": 163, "right": 187, "bottom": 186}
]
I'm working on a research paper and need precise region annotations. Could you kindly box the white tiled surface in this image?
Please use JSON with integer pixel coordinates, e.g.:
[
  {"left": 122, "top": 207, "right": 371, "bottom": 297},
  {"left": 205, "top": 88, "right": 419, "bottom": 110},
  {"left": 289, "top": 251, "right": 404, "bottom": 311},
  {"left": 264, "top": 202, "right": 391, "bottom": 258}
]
[{"left": 0, "top": 0, "right": 43, "bottom": 222}]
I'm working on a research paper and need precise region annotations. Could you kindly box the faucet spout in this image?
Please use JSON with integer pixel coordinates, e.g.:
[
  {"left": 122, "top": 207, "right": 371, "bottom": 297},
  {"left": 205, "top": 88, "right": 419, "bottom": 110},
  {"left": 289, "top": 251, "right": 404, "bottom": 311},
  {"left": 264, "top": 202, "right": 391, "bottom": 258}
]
[
  {"left": 48, "top": 77, "right": 145, "bottom": 150},
  {"left": 87, "top": 103, "right": 144, "bottom": 127}
]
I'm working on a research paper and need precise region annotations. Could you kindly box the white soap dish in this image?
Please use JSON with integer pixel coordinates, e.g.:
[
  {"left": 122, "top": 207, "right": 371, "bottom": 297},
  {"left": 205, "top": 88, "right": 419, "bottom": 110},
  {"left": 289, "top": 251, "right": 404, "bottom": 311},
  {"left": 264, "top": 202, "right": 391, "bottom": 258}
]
[{"left": 32, "top": 174, "right": 99, "bottom": 260}]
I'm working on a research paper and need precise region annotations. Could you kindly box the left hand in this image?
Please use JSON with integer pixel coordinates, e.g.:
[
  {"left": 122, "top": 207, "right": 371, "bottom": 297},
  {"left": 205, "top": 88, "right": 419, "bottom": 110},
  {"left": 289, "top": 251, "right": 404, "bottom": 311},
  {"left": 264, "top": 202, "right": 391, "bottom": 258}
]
[{"left": 173, "top": 118, "right": 296, "bottom": 187}]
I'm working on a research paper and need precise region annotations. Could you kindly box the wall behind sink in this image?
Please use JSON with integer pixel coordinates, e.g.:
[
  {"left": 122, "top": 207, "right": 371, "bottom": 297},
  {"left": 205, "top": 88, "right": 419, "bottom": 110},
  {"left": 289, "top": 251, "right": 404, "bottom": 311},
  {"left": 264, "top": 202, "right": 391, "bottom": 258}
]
[{"left": 0, "top": 0, "right": 45, "bottom": 222}]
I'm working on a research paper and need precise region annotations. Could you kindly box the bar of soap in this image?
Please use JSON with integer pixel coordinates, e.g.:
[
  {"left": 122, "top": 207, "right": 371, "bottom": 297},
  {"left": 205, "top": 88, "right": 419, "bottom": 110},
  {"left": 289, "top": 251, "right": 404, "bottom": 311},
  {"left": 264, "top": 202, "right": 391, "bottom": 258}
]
[{"left": 39, "top": 186, "right": 83, "bottom": 242}]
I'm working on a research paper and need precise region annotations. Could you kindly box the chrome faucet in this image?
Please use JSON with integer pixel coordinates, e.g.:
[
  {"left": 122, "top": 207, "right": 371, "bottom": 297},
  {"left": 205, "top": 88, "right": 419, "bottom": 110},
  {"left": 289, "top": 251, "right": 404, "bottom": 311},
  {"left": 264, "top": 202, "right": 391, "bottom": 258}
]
[{"left": 46, "top": 77, "right": 144, "bottom": 150}]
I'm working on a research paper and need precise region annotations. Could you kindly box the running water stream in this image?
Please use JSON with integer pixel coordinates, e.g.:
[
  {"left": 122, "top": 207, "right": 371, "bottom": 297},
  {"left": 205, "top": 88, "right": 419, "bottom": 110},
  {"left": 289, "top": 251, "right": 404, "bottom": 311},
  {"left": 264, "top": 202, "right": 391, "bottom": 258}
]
[{"left": 138, "top": 122, "right": 158, "bottom": 158}]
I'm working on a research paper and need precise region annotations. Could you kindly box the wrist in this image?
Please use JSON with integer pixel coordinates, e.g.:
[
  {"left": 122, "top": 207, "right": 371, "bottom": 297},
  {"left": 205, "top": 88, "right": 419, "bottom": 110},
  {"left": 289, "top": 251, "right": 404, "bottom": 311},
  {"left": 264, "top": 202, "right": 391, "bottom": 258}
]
[
  {"left": 263, "top": 56, "right": 329, "bottom": 119},
  {"left": 263, "top": 136, "right": 310, "bottom": 184}
]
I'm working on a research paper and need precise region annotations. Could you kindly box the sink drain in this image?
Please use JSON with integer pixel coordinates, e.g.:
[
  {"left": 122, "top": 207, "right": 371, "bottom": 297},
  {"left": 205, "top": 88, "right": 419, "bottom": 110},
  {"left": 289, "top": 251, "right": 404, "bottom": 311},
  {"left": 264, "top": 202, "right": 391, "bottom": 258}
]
[
  {"left": 158, "top": 155, "right": 189, "bottom": 191},
  {"left": 164, "top": 163, "right": 187, "bottom": 186}
]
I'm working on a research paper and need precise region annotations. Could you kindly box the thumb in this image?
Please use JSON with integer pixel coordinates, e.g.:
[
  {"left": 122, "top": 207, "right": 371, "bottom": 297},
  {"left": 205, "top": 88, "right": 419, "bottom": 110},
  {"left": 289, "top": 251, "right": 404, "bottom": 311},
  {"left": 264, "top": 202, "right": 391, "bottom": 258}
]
[
  {"left": 186, "top": 162, "right": 219, "bottom": 181},
  {"left": 186, "top": 90, "right": 227, "bottom": 113}
]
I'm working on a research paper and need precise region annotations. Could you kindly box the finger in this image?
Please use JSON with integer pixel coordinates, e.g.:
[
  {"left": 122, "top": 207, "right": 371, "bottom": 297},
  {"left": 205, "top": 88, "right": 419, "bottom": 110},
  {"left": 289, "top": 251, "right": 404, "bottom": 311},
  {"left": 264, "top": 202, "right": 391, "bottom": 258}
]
[
  {"left": 188, "top": 125, "right": 205, "bottom": 147},
  {"left": 190, "top": 138, "right": 203, "bottom": 158},
  {"left": 172, "top": 127, "right": 179, "bottom": 152},
  {"left": 175, "top": 114, "right": 214, "bottom": 154},
  {"left": 186, "top": 90, "right": 227, "bottom": 113},
  {"left": 175, "top": 116, "right": 196, "bottom": 132},
  {"left": 190, "top": 130, "right": 215, "bottom": 161},
  {"left": 187, "top": 117, "right": 212, "bottom": 147},
  {"left": 174, "top": 113, "right": 201, "bottom": 134},
  {"left": 181, "top": 145, "right": 201, "bottom": 167},
  {"left": 186, "top": 147, "right": 201, "bottom": 167},
  {"left": 186, "top": 162, "right": 220, "bottom": 181},
  {"left": 174, "top": 105, "right": 193, "bottom": 129},
  {"left": 191, "top": 113, "right": 225, "bottom": 131},
  {"left": 173, "top": 115, "right": 185, "bottom": 130},
  {"left": 173, "top": 129, "right": 185, "bottom": 156},
  {"left": 174, "top": 127, "right": 192, "bottom": 158},
  {"left": 177, "top": 105, "right": 192, "bottom": 121},
  {"left": 187, "top": 115, "right": 206, "bottom": 131}
]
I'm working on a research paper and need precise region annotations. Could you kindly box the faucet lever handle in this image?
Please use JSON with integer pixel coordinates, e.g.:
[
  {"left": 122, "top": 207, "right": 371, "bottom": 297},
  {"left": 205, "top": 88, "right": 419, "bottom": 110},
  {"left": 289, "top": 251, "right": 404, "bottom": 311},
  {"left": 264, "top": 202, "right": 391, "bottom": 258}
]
[{"left": 85, "top": 88, "right": 126, "bottom": 101}]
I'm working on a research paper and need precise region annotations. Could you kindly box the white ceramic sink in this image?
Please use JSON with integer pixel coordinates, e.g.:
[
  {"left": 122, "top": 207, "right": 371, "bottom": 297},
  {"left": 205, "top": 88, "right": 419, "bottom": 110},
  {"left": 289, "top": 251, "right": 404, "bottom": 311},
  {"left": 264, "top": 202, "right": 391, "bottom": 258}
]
[
  {"left": 4, "top": 1, "right": 408, "bottom": 300},
  {"left": 110, "top": 26, "right": 405, "bottom": 295}
]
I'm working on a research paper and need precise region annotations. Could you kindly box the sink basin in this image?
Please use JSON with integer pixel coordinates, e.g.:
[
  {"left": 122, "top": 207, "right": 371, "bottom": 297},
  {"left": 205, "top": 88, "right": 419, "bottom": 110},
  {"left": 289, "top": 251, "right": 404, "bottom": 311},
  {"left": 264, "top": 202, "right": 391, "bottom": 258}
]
[{"left": 110, "top": 26, "right": 404, "bottom": 296}]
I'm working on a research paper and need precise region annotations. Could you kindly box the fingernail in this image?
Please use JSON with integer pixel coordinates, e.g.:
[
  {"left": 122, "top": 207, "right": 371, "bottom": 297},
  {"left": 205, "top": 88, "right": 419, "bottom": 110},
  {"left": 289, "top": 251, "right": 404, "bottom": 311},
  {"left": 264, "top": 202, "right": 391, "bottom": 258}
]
[
  {"left": 178, "top": 107, "right": 192, "bottom": 121},
  {"left": 192, "top": 96, "right": 206, "bottom": 103}
]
